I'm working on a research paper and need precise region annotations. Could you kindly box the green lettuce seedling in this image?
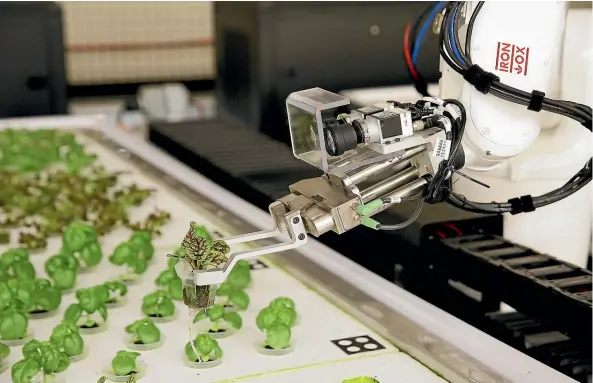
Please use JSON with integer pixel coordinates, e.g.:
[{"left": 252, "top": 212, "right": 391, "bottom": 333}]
[
  {"left": 270, "top": 297, "right": 296, "bottom": 310},
  {"left": 125, "top": 318, "right": 161, "bottom": 345},
  {"left": 141, "top": 290, "right": 176, "bottom": 318},
  {"left": 185, "top": 334, "right": 222, "bottom": 363},
  {"left": 49, "top": 322, "right": 85, "bottom": 358},
  {"left": 109, "top": 241, "right": 148, "bottom": 281},
  {"left": 111, "top": 350, "right": 141, "bottom": 376},
  {"left": 62, "top": 222, "right": 103, "bottom": 268},
  {"left": 193, "top": 304, "right": 242, "bottom": 333},
  {"left": 44, "top": 253, "right": 79, "bottom": 291},
  {"left": 128, "top": 231, "right": 155, "bottom": 263},
  {"left": 0, "top": 248, "right": 36, "bottom": 281},
  {"left": 104, "top": 281, "right": 128, "bottom": 305},
  {"left": 154, "top": 268, "right": 183, "bottom": 301},
  {"left": 0, "top": 341, "right": 10, "bottom": 362},
  {"left": 64, "top": 285, "right": 109, "bottom": 329},
  {"left": 12, "top": 340, "right": 70, "bottom": 383},
  {"left": 256, "top": 304, "right": 297, "bottom": 350},
  {"left": 343, "top": 377, "right": 381, "bottom": 383},
  {"left": 11, "top": 279, "right": 62, "bottom": 315},
  {"left": 0, "top": 283, "right": 29, "bottom": 341},
  {"left": 216, "top": 260, "right": 250, "bottom": 310}
]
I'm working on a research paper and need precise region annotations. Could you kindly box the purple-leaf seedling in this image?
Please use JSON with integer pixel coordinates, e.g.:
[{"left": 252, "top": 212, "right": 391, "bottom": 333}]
[
  {"left": 192, "top": 304, "right": 242, "bottom": 338},
  {"left": 12, "top": 339, "right": 70, "bottom": 383},
  {"left": 169, "top": 222, "right": 230, "bottom": 310},
  {"left": 63, "top": 285, "right": 109, "bottom": 333},
  {"left": 50, "top": 322, "right": 85, "bottom": 361},
  {"left": 184, "top": 334, "right": 223, "bottom": 369}
]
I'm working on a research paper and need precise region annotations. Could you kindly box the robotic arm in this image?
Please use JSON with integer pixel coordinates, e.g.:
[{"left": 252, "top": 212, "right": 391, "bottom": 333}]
[{"left": 178, "top": 2, "right": 592, "bottom": 299}]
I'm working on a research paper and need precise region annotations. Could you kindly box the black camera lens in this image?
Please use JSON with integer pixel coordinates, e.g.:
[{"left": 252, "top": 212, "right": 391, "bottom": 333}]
[{"left": 324, "top": 122, "right": 359, "bottom": 156}]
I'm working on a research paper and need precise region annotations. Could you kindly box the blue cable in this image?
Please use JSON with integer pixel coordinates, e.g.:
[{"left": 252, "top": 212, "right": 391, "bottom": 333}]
[
  {"left": 448, "top": 4, "right": 467, "bottom": 65},
  {"left": 412, "top": 1, "right": 446, "bottom": 64}
]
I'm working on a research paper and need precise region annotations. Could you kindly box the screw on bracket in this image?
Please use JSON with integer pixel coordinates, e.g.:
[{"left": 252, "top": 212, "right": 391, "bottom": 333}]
[
  {"left": 298, "top": 234, "right": 305, "bottom": 240},
  {"left": 292, "top": 217, "right": 300, "bottom": 224}
]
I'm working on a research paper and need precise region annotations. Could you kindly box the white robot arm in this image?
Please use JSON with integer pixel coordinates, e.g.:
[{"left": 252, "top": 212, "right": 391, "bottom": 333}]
[{"left": 178, "top": 1, "right": 592, "bottom": 291}]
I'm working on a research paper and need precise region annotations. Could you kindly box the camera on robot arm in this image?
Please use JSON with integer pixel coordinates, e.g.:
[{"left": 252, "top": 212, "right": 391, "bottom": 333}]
[{"left": 285, "top": 87, "right": 467, "bottom": 232}]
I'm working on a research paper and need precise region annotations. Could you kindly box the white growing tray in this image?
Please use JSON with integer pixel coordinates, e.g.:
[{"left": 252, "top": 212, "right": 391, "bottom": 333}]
[{"left": 0, "top": 115, "right": 573, "bottom": 383}]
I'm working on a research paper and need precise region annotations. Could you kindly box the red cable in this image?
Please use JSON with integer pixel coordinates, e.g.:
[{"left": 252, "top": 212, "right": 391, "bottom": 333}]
[
  {"left": 435, "top": 230, "right": 446, "bottom": 239},
  {"left": 442, "top": 223, "right": 463, "bottom": 236},
  {"left": 403, "top": 23, "right": 418, "bottom": 80}
]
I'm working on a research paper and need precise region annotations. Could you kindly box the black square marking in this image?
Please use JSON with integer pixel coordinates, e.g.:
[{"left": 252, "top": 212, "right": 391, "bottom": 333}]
[
  {"left": 248, "top": 259, "right": 269, "bottom": 270},
  {"left": 331, "top": 335, "right": 385, "bottom": 355}
]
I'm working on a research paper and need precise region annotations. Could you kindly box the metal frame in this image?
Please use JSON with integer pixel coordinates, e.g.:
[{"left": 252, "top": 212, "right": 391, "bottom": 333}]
[{"left": 0, "top": 114, "right": 575, "bottom": 383}]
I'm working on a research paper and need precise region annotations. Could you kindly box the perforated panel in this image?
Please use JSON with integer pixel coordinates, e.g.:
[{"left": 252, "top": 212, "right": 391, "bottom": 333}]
[{"left": 61, "top": 1, "right": 214, "bottom": 84}]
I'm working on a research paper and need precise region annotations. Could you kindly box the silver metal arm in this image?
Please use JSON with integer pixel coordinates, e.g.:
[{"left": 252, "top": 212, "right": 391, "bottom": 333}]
[
  {"left": 177, "top": 88, "right": 455, "bottom": 290},
  {"left": 183, "top": 202, "right": 308, "bottom": 286}
]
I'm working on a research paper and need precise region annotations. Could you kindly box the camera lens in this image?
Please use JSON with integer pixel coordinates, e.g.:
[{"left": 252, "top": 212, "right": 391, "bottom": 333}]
[{"left": 324, "top": 122, "right": 359, "bottom": 156}]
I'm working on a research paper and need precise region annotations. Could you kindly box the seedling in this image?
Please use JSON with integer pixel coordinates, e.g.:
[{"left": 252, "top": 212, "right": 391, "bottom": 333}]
[
  {"left": 109, "top": 239, "right": 148, "bottom": 284},
  {"left": 216, "top": 260, "right": 250, "bottom": 310},
  {"left": 50, "top": 322, "right": 85, "bottom": 360},
  {"left": 192, "top": 304, "right": 242, "bottom": 337},
  {"left": 24, "top": 279, "right": 62, "bottom": 316},
  {"left": 0, "top": 305, "right": 28, "bottom": 344},
  {"left": 0, "top": 230, "right": 9, "bottom": 245},
  {"left": 255, "top": 302, "right": 297, "bottom": 351},
  {"left": 269, "top": 297, "right": 296, "bottom": 311},
  {"left": 104, "top": 281, "right": 128, "bottom": 307},
  {"left": 0, "top": 248, "right": 36, "bottom": 281},
  {"left": 63, "top": 285, "right": 109, "bottom": 331},
  {"left": 12, "top": 340, "right": 70, "bottom": 383},
  {"left": 45, "top": 253, "right": 79, "bottom": 291},
  {"left": 154, "top": 268, "right": 183, "bottom": 301},
  {"left": 0, "top": 341, "right": 10, "bottom": 372},
  {"left": 110, "top": 350, "right": 142, "bottom": 377},
  {"left": 128, "top": 231, "right": 154, "bottom": 263},
  {"left": 141, "top": 290, "right": 176, "bottom": 320},
  {"left": 342, "top": 378, "right": 381, "bottom": 383},
  {"left": 124, "top": 318, "right": 162, "bottom": 349},
  {"left": 184, "top": 334, "right": 223, "bottom": 367},
  {"left": 169, "top": 222, "right": 230, "bottom": 310},
  {"left": 61, "top": 222, "right": 103, "bottom": 269},
  {"left": 171, "top": 222, "right": 230, "bottom": 270},
  {"left": 0, "top": 282, "right": 29, "bottom": 344}
]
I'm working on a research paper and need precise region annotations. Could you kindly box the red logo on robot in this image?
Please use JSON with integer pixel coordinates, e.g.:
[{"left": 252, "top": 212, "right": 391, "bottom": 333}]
[{"left": 495, "top": 42, "right": 530, "bottom": 76}]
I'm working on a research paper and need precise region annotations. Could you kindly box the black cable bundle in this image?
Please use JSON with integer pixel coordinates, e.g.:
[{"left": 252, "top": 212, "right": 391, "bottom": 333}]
[{"left": 435, "top": 1, "right": 592, "bottom": 215}]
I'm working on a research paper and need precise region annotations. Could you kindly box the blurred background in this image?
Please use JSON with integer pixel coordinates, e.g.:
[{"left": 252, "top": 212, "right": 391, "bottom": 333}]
[{"left": 0, "top": 1, "right": 441, "bottom": 139}]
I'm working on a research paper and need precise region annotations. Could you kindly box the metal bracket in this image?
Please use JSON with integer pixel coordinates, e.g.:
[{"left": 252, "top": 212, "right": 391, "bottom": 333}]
[{"left": 192, "top": 207, "right": 308, "bottom": 285}]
